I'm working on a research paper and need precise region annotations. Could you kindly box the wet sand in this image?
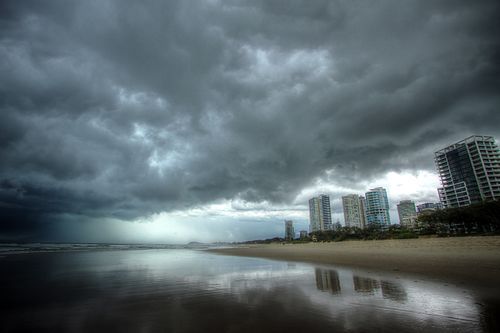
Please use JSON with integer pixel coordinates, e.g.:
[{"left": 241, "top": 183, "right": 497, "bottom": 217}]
[
  {"left": 210, "top": 236, "right": 500, "bottom": 295},
  {"left": 2, "top": 249, "right": 493, "bottom": 332}
]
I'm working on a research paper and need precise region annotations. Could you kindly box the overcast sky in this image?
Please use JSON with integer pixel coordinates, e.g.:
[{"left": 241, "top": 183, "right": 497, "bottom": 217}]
[{"left": 1, "top": 0, "right": 499, "bottom": 243}]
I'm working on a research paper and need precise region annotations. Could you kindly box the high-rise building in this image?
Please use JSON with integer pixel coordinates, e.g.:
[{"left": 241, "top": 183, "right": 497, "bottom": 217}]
[
  {"left": 365, "top": 187, "right": 391, "bottom": 227},
  {"left": 397, "top": 200, "right": 417, "bottom": 229},
  {"left": 435, "top": 135, "right": 500, "bottom": 208},
  {"left": 284, "top": 220, "right": 294, "bottom": 241},
  {"left": 309, "top": 194, "right": 332, "bottom": 232},
  {"left": 416, "top": 202, "right": 442, "bottom": 216},
  {"left": 342, "top": 194, "right": 366, "bottom": 229}
]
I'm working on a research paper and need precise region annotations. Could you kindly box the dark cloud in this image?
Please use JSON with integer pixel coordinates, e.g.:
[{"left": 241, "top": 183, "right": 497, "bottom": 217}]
[{"left": 1, "top": 0, "right": 499, "bottom": 241}]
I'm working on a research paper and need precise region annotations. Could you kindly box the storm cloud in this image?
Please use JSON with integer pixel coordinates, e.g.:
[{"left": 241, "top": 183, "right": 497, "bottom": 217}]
[{"left": 1, "top": 0, "right": 499, "bottom": 241}]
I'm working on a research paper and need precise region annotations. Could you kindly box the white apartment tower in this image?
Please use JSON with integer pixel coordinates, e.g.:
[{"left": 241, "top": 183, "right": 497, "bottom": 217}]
[
  {"left": 342, "top": 194, "right": 366, "bottom": 229},
  {"left": 435, "top": 135, "right": 500, "bottom": 208},
  {"left": 309, "top": 194, "right": 332, "bottom": 232},
  {"left": 365, "top": 187, "right": 391, "bottom": 227}
]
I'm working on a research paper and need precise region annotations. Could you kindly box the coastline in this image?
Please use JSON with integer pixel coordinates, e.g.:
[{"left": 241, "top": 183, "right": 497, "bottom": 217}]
[{"left": 209, "top": 236, "right": 500, "bottom": 295}]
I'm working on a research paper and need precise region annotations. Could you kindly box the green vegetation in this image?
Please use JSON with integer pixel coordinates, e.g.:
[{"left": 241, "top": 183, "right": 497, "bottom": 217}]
[
  {"left": 241, "top": 237, "right": 285, "bottom": 244},
  {"left": 308, "top": 224, "right": 418, "bottom": 242},
  {"left": 417, "top": 200, "right": 500, "bottom": 236}
]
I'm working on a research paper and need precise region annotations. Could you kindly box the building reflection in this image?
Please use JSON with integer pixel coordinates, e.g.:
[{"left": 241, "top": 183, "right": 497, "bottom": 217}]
[
  {"left": 353, "top": 276, "right": 380, "bottom": 294},
  {"left": 352, "top": 275, "right": 408, "bottom": 302},
  {"left": 315, "top": 268, "right": 341, "bottom": 294},
  {"left": 380, "top": 280, "right": 407, "bottom": 302}
]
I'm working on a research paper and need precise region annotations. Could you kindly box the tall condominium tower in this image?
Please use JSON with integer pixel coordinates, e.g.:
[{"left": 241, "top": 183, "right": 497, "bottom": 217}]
[
  {"left": 416, "top": 202, "right": 442, "bottom": 215},
  {"left": 342, "top": 194, "right": 366, "bottom": 229},
  {"left": 435, "top": 135, "right": 500, "bottom": 208},
  {"left": 284, "top": 220, "right": 294, "bottom": 241},
  {"left": 397, "top": 200, "right": 417, "bottom": 229},
  {"left": 365, "top": 187, "right": 391, "bottom": 227},
  {"left": 309, "top": 194, "right": 332, "bottom": 232}
]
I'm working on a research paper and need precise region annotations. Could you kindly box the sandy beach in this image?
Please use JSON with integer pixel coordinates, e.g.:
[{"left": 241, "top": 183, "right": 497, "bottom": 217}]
[{"left": 211, "top": 236, "right": 500, "bottom": 294}]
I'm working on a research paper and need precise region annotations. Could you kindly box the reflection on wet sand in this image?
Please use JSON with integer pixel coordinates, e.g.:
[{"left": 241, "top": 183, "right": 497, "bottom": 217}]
[
  {"left": 315, "top": 268, "right": 341, "bottom": 294},
  {"left": 380, "top": 280, "right": 407, "bottom": 302},
  {"left": 0, "top": 249, "right": 494, "bottom": 332},
  {"left": 350, "top": 275, "right": 407, "bottom": 302},
  {"left": 353, "top": 275, "right": 380, "bottom": 294}
]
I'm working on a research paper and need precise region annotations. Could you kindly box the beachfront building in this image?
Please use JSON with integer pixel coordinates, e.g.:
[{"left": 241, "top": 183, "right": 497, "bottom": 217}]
[
  {"left": 397, "top": 200, "right": 417, "bottom": 229},
  {"left": 416, "top": 202, "right": 442, "bottom": 216},
  {"left": 435, "top": 135, "right": 500, "bottom": 208},
  {"left": 309, "top": 194, "right": 333, "bottom": 232},
  {"left": 284, "top": 220, "right": 295, "bottom": 241},
  {"left": 365, "top": 187, "right": 391, "bottom": 227},
  {"left": 299, "top": 230, "right": 308, "bottom": 239},
  {"left": 342, "top": 194, "right": 366, "bottom": 229}
]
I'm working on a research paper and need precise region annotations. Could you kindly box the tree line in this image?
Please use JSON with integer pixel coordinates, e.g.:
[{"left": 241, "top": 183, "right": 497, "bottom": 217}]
[{"left": 416, "top": 200, "right": 500, "bottom": 236}]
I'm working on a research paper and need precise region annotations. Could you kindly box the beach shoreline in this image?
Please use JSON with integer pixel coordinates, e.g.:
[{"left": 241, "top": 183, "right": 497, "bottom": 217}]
[{"left": 209, "top": 235, "right": 500, "bottom": 295}]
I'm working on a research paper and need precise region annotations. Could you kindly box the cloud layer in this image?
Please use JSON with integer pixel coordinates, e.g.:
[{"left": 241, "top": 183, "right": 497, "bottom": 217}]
[{"left": 1, "top": 0, "right": 499, "bottom": 241}]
